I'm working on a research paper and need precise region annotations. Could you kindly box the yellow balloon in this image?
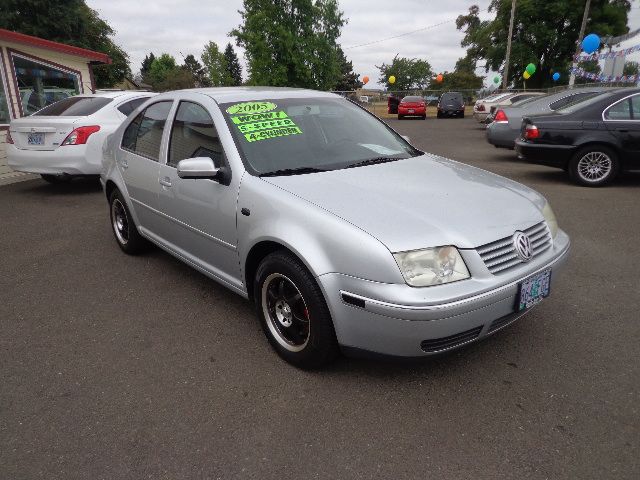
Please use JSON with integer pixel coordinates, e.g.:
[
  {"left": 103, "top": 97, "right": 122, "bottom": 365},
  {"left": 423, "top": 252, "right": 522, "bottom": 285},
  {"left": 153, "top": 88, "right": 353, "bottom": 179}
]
[
  {"left": 389, "top": 75, "right": 396, "bottom": 84},
  {"left": 523, "top": 71, "right": 531, "bottom": 80}
]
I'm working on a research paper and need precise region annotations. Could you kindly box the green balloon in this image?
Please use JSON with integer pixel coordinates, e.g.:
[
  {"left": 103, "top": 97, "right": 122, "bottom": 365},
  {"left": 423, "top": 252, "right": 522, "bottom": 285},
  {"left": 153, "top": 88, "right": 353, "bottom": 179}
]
[
  {"left": 493, "top": 75, "right": 500, "bottom": 84},
  {"left": 526, "top": 63, "right": 536, "bottom": 75}
]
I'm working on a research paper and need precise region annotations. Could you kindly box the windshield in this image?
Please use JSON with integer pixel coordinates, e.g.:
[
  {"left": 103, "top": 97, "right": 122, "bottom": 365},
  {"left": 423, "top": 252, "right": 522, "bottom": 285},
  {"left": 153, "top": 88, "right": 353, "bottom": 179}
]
[{"left": 220, "top": 97, "right": 421, "bottom": 175}]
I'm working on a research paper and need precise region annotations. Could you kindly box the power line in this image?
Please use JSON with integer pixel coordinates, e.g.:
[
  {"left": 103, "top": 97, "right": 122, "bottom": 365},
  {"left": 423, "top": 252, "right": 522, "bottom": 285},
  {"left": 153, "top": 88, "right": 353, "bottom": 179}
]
[{"left": 343, "top": 7, "right": 490, "bottom": 51}]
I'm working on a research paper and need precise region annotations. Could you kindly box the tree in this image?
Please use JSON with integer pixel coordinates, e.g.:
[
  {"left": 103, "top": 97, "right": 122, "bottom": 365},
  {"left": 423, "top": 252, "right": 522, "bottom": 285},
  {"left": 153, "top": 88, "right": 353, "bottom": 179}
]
[
  {"left": 223, "top": 43, "right": 243, "bottom": 86},
  {"left": 202, "top": 41, "right": 232, "bottom": 87},
  {"left": 0, "top": 0, "right": 131, "bottom": 88},
  {"left": 456, "top": 1, "right": 631, "bottom": 88},
  {"left": 376, "top": 55, "right": 433, "bottom": 91},
  {"left": 140, "top": 53, "right": 156, "bottom": 79},
  {"left": 334, "top": 47, "right": 362, "bottom": 91},
  {"left": 623, "top": 61, "right": 639, "bottom": 76},
  {"left": 182, "top": 54, "right": 210, "bottom": 87},
  {"left": 231, "top": 0, "right": 345, "bottom": 89}
]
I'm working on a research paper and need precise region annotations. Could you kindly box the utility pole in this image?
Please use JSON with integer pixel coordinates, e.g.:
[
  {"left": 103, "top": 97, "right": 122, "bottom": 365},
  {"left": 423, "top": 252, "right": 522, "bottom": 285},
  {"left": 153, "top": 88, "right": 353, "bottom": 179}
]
[
  {"left": 502, "top": 0, "right": 517, "bottom": 90},
  {"left": 569, "top": 0, "right": 592, "bottom": 86}
]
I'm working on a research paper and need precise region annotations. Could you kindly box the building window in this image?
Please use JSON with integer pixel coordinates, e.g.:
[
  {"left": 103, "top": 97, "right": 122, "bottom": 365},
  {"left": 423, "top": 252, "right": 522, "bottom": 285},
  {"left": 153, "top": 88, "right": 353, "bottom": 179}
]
[{"left": 11, "top": 54, "right": 80, "bottom": 116}]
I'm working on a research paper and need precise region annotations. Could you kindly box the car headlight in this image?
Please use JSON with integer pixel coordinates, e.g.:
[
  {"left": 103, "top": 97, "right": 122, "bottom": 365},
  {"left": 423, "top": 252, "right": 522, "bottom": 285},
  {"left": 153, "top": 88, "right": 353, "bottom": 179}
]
[
  {"left": 393, "top": 246, "right": 470, "bottom": 287},
  {"left": 542, "top": 201, "right": 559, "bottom": 238}
]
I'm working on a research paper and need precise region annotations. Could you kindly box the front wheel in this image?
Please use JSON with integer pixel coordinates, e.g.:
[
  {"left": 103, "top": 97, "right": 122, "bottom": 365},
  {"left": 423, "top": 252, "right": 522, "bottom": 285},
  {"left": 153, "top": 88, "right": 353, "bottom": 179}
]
[
  {"left": 109, "top": 189, "right": 148, "bottom": 254},
  {"left": 568, "top": 145, "right": 619, "bottom": 187},
  {"left": 254, "top": 251, "right": 339, "bottom": 369}
]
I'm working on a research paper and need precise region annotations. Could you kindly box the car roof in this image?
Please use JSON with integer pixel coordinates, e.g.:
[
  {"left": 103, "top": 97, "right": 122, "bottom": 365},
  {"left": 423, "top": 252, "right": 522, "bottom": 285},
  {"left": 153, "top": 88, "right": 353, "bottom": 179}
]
[
  {"left": 174, "top": 86, "right": 340, "bottom": 103},
  {"left": 78, "top": 90, "right": 155, "bottom": 99}
]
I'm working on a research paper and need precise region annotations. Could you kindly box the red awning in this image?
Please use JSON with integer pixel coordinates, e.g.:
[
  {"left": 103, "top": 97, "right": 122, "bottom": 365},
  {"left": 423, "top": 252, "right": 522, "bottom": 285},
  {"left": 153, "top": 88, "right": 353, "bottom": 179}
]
[{"left": 0, "top": 29, "right": 111, "bottom": 64}]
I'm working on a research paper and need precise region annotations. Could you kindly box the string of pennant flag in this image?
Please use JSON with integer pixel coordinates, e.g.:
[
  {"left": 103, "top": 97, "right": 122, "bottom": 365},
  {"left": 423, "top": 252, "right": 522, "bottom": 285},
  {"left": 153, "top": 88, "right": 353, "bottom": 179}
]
[
  {"left": 569, "top": 67, "right": 640, "bottom": 84},
  {"left": 574, "top": 43, "right": 640, "bottom": 61}
]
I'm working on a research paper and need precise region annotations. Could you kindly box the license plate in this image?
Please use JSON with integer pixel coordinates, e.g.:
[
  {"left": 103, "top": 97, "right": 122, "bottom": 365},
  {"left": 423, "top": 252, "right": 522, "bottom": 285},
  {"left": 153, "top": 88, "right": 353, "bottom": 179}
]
[
  {"left": 517, "top": 269, "right": 551, "bottom": 311},
  {"left": 408, "top": 109, "right": 415, "bottom": 113},
  {"left": 28, "top": 133, "right": 44, "bottom": 145}
]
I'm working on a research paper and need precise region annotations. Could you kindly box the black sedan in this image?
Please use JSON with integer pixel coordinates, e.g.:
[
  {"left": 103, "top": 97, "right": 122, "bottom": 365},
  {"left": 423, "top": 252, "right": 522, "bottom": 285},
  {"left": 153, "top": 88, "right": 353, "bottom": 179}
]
[{"left": 515, "top": 88, "right": 640, "bottom": 186}]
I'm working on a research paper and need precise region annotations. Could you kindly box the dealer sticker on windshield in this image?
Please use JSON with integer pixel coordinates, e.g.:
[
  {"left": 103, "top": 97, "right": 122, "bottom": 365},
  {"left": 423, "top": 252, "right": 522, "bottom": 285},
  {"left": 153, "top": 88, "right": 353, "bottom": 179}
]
[{"left": 227, "top": 102, "right": 303, "bottom": 142}]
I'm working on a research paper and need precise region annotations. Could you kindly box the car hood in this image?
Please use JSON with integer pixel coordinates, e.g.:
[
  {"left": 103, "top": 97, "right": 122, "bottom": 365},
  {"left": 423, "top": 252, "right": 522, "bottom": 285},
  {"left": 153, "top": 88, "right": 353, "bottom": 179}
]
[{"left": 261, "top": 154, "right": 546, "bottom": 252}]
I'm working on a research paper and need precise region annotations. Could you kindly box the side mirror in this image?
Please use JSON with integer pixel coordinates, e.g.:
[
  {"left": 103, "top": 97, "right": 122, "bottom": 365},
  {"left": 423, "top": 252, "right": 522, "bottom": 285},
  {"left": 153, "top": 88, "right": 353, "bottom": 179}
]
[
  {"left": 177, "top": 157, "right": 220, "bottom": 180},
  {"left": 401, "top": 135, "right": 411, "bottom": 143}
]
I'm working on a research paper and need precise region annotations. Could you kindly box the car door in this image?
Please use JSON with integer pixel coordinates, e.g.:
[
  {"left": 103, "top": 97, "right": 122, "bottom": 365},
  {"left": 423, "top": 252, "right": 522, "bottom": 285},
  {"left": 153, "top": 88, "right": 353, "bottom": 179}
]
[
  {"left": 603, "top": 93, "right": 640, "bottom": 167},
  {"left": 119, "top": 100, "right": 173, "bottom": 230},
  {"left": 156, "top": 98, "right": 241, "bottom": 289}
]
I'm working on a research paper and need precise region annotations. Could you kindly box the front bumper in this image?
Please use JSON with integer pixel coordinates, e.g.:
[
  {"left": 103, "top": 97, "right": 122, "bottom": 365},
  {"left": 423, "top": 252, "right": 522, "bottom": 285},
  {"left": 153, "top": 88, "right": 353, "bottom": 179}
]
[
  {"left": 318, "top": 229, "right": 570, "bottom": 357},
  {"left": 6, "top": 144, "right": 98, "bottom": 175}
]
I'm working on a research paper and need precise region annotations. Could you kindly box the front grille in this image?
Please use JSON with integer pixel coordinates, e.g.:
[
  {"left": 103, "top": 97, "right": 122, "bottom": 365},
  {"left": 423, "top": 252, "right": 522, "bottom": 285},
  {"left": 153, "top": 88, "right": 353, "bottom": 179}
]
[
  {"left": 476, "top": 222, "right": 552, "bottom": 275},
  {"left": 420, "top": 326, "right": 483, "bottom": 353}
]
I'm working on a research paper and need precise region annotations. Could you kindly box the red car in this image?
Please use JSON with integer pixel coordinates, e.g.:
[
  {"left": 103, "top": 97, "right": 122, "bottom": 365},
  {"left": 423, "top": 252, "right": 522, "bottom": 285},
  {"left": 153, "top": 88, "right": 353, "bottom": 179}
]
[{"left": 398, "top": 96, "right": 426, "bottom": 120}]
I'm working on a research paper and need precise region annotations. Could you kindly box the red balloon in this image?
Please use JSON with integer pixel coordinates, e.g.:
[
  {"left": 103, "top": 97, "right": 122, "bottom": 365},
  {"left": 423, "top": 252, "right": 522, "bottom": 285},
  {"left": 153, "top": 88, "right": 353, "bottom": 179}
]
[
  {"left": 362, "top": 76, "right": 369, "bottom": 84},
  {"left": 436, "top": 74, "right": 444, "bottom": 83}
]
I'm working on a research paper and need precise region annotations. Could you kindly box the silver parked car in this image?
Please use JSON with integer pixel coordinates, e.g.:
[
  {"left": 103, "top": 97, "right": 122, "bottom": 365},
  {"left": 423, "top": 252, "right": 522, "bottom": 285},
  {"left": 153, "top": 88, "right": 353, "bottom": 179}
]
[{"left": 101, "top": 88, "right": 570, "bottom": 368}]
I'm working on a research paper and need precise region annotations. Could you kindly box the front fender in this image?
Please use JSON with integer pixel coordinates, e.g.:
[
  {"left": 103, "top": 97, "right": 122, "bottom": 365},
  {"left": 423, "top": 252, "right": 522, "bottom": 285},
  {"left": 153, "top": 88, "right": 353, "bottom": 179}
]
[{"left": 237, "top": 174, "right": 405, "bottom": 284}]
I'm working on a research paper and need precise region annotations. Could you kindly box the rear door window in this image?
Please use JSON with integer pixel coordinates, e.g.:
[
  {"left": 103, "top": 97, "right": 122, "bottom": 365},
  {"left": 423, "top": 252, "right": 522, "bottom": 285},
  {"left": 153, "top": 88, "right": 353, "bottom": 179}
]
[
  {"left": 121, "top": 101, "right": 173, "bottom": 161},
  {"left": 604, "top": 99, "right": 632, "bottom": 120},
  {"left": 33, "top": 97, "right": 112, "bottom": 116},
  {"left": 630, "top": 95, "right": 640, "bottom": 120}
]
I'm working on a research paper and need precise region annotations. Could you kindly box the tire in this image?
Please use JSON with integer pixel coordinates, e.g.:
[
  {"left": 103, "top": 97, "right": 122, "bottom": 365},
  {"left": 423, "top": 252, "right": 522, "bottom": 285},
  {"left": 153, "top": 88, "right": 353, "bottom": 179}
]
[
  {"left": 421, "top": 115, "right": 427, "bottom": 120},
  {"left": 437, "top": 112, "right": 442, "bottom": 119},
  {"left": 254, "top": 251, "right": 340, "bottom": 369},
  {"left": 109, "top": 189, "right": 148, "bottom": 254},
  {"left": 397, "top": 114, "right": 404, "bottom": 120},
  {"left": 568, "top": 145, "right": 619, "bottom": 187},
  {"left": 41, "top": 173, "right": 71, "bottom": 184},
  {"left": 460, "top": 112, "right": 465, "bottom": 118}
]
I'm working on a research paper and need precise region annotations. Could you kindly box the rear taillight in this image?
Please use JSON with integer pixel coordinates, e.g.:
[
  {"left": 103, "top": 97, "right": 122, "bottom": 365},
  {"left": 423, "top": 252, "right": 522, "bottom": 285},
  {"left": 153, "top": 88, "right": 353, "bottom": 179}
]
[
  {"left": 494, "top": 110, "right": 508, "bottom": 123},
  {"left": 477, "top": 104, "right": 485, "bottom": 112},
  {"left": 6, "top": 130, "right": 14, "bottom": 144},
  {"left": 61, "top": 125, "right": 100, "bottom": 146},
  {"left": 524, "top": 124, "right": 539, "bottom": 140}
]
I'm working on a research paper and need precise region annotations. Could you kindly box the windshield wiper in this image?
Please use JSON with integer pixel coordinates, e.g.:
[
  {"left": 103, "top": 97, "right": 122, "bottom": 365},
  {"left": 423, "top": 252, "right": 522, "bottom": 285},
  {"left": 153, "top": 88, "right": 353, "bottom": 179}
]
[
  {"left": 260, "top": 167, "right": 327, "bottom": 177},
  {"left": 343, "top": 156, "right": 405, "bottom": 169}
]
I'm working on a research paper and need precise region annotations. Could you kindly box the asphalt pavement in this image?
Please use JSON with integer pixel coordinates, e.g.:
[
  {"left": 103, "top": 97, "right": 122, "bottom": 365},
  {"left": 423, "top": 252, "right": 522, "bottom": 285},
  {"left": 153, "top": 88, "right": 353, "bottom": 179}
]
[{"left": 1, "top": 117, "right": 638, "bottom": 479}]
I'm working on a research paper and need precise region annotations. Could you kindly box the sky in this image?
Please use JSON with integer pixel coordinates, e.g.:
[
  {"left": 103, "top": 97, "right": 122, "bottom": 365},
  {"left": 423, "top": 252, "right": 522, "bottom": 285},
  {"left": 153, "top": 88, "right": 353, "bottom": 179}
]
[{"left": 88, "top": 0, "right": 640, "bottom": 89}]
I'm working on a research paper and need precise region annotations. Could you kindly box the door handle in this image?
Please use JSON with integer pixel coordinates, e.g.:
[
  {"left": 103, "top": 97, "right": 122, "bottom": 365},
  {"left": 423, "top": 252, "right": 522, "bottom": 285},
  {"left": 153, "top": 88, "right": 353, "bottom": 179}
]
[
  {"left": 159, "top": 177, "right": 172, "bottom": 187},
  {"left": 618, "top": 129, "right": 629, "bottom": 133}
]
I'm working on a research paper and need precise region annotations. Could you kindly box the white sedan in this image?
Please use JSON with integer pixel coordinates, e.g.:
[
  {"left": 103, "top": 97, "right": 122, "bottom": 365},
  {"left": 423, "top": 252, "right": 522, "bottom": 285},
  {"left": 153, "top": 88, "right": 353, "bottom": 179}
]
[{"left": 7, "top": 91, "right": 155, "bottom": 183}]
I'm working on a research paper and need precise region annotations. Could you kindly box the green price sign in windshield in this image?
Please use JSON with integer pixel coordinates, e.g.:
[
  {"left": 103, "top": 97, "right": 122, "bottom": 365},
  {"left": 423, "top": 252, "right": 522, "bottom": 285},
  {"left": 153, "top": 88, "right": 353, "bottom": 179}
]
[{"left": 226, "top": 102, "right": 277, "bottom": 115}]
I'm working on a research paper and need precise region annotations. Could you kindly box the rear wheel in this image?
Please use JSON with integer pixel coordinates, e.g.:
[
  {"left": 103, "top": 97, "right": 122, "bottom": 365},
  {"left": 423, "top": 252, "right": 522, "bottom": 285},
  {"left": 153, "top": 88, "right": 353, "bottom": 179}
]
[
  {"left": 421, "top": 115, "right": 427, "bottom": 120},
  {"left": 568, "top": 145, "right": 619, "bottom": 187},
  {"left": 254, "top": 251, "right": 339, "bottom": 369},
  {"left": 397, "top": 114, "right": 404, "bottom": 120},
  {"left": 41, "top": 174, "right": 71, "bottom": 184},
  {"left": 109, "top": 189, "right": 148, "bottom": 254}
]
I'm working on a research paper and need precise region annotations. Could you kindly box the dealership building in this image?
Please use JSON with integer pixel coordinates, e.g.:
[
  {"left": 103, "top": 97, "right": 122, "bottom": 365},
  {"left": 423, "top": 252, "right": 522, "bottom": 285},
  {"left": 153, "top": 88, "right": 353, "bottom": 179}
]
[{"left": 0, "top": 29, "right": 110, "bottom": 182}]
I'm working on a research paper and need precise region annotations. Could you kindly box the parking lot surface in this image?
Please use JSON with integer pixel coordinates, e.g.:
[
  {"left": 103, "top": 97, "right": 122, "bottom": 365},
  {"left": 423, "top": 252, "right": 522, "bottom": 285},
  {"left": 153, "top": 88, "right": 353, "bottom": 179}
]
[{"left": 1, "top": 117, "right": 638, "bottom": 479}]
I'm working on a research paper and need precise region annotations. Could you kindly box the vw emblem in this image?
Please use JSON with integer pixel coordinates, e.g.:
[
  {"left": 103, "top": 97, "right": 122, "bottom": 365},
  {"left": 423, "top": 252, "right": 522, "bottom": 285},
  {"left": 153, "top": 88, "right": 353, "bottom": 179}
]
[{"left": 513, "top": 231, "right": 533, "bottom": 261}]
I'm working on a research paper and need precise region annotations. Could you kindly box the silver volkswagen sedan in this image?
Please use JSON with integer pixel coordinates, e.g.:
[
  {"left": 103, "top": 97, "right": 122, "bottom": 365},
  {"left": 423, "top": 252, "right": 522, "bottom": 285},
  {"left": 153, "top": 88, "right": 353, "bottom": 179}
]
[{"left": 101, "top": 87, "right": 570, "bottom": 368}]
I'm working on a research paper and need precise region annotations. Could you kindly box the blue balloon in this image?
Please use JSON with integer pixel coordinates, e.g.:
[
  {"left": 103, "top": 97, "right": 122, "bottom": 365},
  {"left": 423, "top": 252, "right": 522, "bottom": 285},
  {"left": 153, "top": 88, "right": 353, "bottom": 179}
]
[
  {"left": 582, "top": 33, "right": 600, "bottom": 54},
  {"left": 552, "top": 72, "right": 560, "bottom": 81}
]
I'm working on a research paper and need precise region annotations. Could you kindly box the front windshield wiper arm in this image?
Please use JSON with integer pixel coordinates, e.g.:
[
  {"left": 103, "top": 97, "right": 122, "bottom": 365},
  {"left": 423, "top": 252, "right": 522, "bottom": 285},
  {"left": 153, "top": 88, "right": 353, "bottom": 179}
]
[
  {"left": 260, "top": 167, "right": 327, "bottom": 177},
  {"left": 343, "top": 156, "right": 405, "bottom": 169}
]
